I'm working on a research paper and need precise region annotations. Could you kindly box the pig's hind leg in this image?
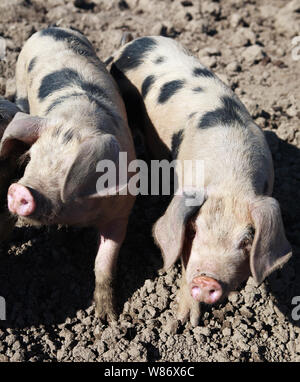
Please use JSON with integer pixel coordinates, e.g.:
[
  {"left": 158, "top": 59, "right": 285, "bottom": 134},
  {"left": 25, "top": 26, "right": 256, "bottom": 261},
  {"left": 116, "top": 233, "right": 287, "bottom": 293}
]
[{"left": 94, "top": 218, "right": 128, "bottom": 322}]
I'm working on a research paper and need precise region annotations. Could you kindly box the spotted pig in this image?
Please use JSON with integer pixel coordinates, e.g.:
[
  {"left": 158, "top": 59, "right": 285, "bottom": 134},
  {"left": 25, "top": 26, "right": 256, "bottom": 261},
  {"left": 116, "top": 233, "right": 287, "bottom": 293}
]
[
  {"left": 110, "top": 36, "right": 292, "bottom": 326},
  {"left": 0, "top": 28, "right": 136, "bottom": 321}
]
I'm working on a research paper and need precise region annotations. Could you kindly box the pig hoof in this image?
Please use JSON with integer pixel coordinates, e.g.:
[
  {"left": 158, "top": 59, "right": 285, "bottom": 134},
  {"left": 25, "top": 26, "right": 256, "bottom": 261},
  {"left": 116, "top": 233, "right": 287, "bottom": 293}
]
[
  {"left": 177, "top": 298, "right": 201, "bottom": 327},
  {"left": 167, "top": 319, "right": 181, "bottom": 335},
  {"left": 177, "top": 307, "right": 189, "bottom": 325},
  {"left": 94, "top": 282, "right": 117, "bottom": 322},
  {"left": 190, "top": 304, "right": 201, "bottom": 327}
]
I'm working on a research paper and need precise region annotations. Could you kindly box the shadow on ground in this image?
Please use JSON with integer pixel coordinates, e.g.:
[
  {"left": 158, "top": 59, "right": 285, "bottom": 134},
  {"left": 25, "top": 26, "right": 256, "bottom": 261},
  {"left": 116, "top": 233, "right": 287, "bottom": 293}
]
[{"left": 263, "top": 131, "right": 300, "bottom": 328}]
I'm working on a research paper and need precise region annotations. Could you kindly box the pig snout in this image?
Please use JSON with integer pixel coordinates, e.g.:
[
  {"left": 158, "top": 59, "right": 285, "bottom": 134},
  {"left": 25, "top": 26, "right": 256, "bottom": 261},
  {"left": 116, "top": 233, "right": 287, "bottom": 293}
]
[
  {"left": 7, "top": 183, "right": 36, "bottom": 216},
  {"left": 191, "top": 275, "right": 222, "bottom": 304}
]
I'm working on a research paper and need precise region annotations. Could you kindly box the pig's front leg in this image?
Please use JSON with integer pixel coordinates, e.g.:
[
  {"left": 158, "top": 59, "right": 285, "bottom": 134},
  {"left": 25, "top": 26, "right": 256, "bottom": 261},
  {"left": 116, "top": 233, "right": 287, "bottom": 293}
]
[
  {"left": 94, "top": 218, "right": 128, "bottom": 322},
  {"left": 176, "top": 263, "right": 201, "bottom": 327}
]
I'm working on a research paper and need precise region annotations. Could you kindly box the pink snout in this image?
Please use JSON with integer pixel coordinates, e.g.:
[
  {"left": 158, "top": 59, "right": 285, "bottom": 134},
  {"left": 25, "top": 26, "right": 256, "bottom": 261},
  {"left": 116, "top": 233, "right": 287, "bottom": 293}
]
[
  {"left": 7, "top": 183, "right": 36, "bottom": 217},
  {"left": 191, "top": 276, "right": 222, "bottom": 304}
]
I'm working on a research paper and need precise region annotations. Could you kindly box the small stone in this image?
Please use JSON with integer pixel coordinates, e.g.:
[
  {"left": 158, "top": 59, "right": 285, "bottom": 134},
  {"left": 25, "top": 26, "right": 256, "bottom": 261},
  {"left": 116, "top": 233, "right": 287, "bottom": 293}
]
[
  {"left": 0, "top": 355, "right": 8, "bottom": 362},
  {"left": 12, "top": 341, "right": 21, "bottom": 351},
  {"left": 286, "top": 105, "right": 298, "bottom": 118},
  {"left": 242, "top": 45, "right": 264, "bottom": 64},
  {"left": 231, "top": 27, "right": 256, "bottom": 47},
  {"left": 193, "top": 326, "right": 211, "bottom": 337},
  {"left": 230, "top": 13, "right": 242, "bottom": 28},
  {"left": 238, "top": 342, "right": 250, "bottom": 352},
  {"left": 76, "top": 310, "right": 86, "bottom": 320},
  {"left": 72, "top": 345, "right": 96, "bottom": 361},
  {"left": 228, "top": 292, "right": 241, "bottom": 304},
  {"left": 202, "top": 1, "right": 220, "bottom": 17},
  {"left": 45, "top": 338, "right": 56, "bottom": 353},
  {"left": 222, "top": 327, "right": 232, "bottom": 337},
  {"left": 164, "top": 319, "right": 179, "bottom": 335},
  {"left": 128, "top": 346, "right": 140, "bottom": 358},
  {"left": 226, "top": 61, "right": 241, "bottom": 72},
  {"left": 166, "top": 336, "right": 175, "bottom": 346},
  {"left": 119, "top": 352, "right": 129, "bottom": 361},
  {"left": 199, "top": 55, "right": 217, "bottom": 68},
  {"left": 10, "top": 350, "right": 25, "bottom": 362},
  {"left": 199, "top": 46, "right": 221, "bottom": 57},
  {"left": 144, "top": 279, "right": 154, "bottom": 293},
  {"left": 5, "top": 334, "right": 16, "bottom": 347},
  {"left": 139, "top": 306, "right": 156, "bottom": 319},
  {"left": 239, "top": 307, "right": 254, "bottom": 319},
  {"left": 56, "top": 348, "right": 66, "bottom": 361}
]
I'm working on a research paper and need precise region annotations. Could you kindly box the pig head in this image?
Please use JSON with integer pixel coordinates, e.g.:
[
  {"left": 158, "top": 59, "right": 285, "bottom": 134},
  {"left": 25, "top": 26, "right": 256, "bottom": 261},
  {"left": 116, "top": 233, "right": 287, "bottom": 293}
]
[
  {"left": 0, "top": 112, "right": 124, "bottom": 228},
  {"left": 154, "top": 188, "right": 292, "bottom": 314}
]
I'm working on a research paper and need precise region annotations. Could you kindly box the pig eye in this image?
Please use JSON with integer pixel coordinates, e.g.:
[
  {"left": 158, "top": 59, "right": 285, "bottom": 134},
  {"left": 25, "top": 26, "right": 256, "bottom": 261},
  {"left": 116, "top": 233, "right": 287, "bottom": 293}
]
[
  {"left": 239, "top": 237, "right": 251, "bottom": 249},
  {"left": 18, "top": 151, "right": 31, "bottom": 167},
  {"left": 238, "top": 226, "right": 254, "bottom": 249}
]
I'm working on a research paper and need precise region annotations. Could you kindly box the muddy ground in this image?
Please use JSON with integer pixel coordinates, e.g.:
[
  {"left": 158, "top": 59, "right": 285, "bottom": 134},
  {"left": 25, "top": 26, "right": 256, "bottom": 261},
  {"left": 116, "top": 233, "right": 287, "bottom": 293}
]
[{"left": 0, "top": 0, "right": 299, "bottom": 362}]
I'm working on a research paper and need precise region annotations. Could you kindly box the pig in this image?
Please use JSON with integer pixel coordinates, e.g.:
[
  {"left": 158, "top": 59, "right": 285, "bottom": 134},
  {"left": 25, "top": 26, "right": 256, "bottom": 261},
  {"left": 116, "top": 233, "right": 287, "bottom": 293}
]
[
  {"left": 0, "top": 27, "right": 136, "bottom": 321},
  {"left": 0, "top": 98, "right": 21, "bottom": 241},
  {"left": 110, "top": 36, "right": 292, "bottom": 325}
]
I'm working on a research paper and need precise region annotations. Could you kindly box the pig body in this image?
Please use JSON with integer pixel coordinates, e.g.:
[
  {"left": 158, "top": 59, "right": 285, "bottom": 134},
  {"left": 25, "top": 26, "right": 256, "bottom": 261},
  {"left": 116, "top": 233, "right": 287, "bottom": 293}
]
[
  {"left": 0, "top": 28, "right": 136, "bottom": 321},
  {"left": 0, "top": 99, "right": 21, "bottom": 241},
  {"left": 111, "top": 36, "right": 292, "bottom": 325}
]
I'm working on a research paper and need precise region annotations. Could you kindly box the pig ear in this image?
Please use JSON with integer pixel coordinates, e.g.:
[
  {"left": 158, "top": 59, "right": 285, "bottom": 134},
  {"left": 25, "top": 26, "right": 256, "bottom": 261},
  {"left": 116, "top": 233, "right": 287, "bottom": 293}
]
[
  {"left": 0, "top": 112, "right": 46, "bottom": 158},
  {"left": 249, "top": 196, "right": 292, "bottom": 285},
  {"left": 153, "top": 190, "right": 205, "bottom": 270},
  {"left": 62, "top": 134, "right": 121, "bottom": 202}
]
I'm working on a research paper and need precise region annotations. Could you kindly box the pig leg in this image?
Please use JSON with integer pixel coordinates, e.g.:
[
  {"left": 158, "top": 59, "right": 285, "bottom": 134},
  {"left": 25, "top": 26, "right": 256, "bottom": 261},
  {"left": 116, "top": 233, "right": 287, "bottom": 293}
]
[
  {"left": 177, "top": 261, "right": 201, "bottom": 327},
  {"left": 94, "top": 218, "right": 128, "bottom": 322}
]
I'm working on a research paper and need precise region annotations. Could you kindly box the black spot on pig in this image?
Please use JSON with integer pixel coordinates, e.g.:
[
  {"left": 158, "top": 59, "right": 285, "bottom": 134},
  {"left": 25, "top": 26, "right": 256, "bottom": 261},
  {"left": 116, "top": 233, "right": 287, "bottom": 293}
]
[
  {"left": 88, "top": 95, "right": 122, "bottom": 128},
  {"left": 192, "top": 86, "right": 204, "bottom": 93},
  {"left": 39, "top": 69, "right": 79, "bottom": 100},
  {"left": 158, "top": 80, "right": 185, "bottom": 104},
  {"left": 171, "top": 129, "right": 184, "bottom": 159},
  {"left": 16, "top": 97, "right": 29, "bottom": 113},
  {"left": 82, "top": 82, "right": 111, "bottom": 105},
  {"left": 41, "top": 27, "right": 87, "bottom": 45},
  {"left": 62, "top": 129, "right": 75, "bottom": 144},
  {"left": 154, "top": 56, "right": 165, "bottom": 64},
  {"left": 39, "top": 69, "right": 110, "bottom": 104},
  {"left": 193, "top": 67, "right": 214, "bottom": 78},
  {"left": 141, "top": 75, "right": 156, "bottom": 98},
  {"left": 114, "top": 37, "right": 157, "bottom": 71},
  {"left": 28, "top": 57, "right": 37, "bottom": 72},
  {"left": 40, "top": 69, "right": 120, "bottom": 126},
  {"left": 47, "top": 92, "right": 85, "bottom": 113},
  {"left": 40, "top": 27, "right": 94, "bottom": 57},
  {"left": 199, "top": 95, "right": 250, "bottom": 129}
]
